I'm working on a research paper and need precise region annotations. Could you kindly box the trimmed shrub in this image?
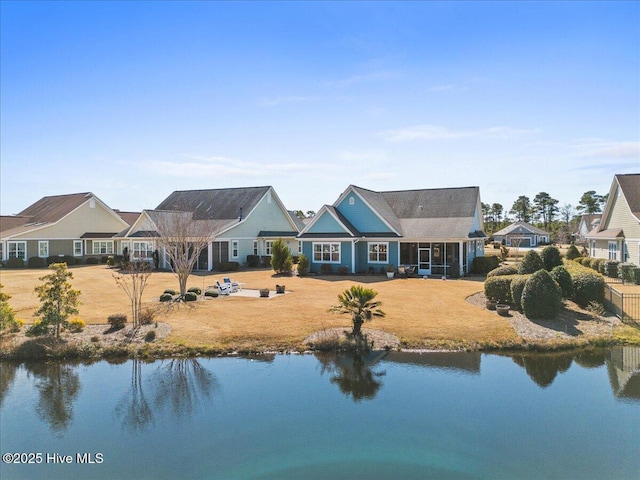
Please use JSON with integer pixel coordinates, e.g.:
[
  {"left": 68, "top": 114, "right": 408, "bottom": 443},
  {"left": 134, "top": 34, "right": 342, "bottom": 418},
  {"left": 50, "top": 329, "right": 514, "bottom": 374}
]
[
  {"left": 550, "top": 266, "right": 574, "bottom": 299},
  {"left": 5, "top": 257, "right": 25, "bottom": 268},
  {"left": 108, "top": 313, "right": 127, "bottom": 330},
  {"left": 573, "top": 257, "right": 587, "bottom": 266},
  {"left": 618, "top": 263, "right": 637, "bottom": 284},
  {"left": 521, "top": 270, "right": 562, "bottom": 319},
  {"left": 159, "top": 293, "right": 173, "bottom": 302},
  {"left": 565, "top": 245, "right": 581, "bottom": 260},
  {"left": 68, "top": 317, "right": 86, "bottom": 333},
  {"left": 25, "top": 319, "right": 49, "bottom": 337},
  {"left": 564, "top": 261, "right": 605, "bottom": 308},
  {"left": 320, "top": 264, "right": 333, "bottom": 275},
  {"left": 297, "top": 254, "right": 310, "bottom": 276},
  {"left": 471, "top": 256, "right": 500, "bottom": 275},
  {"left": 184, "top": 291, "right": 198, "bottom": 302},
  {"left": 487, "top": 265, "right": 519, "bottom": 277},
  {"left": 604, "top": 260, "right": 619, "bottom": 278},
  {"left": 204, "top": 289, "right": 219, "bottom": 298},
  {"left": 592, "top": 258, "right": 605, "bottom": 274},
  {"left": 46, "top": 255, "right": 76, "bottom": 266},
  {"left": 101, "top": 256, "right": 109, "bottom": 264},
  {"left": 509, "top": 275, "right": 530, "bottom": 311},
  {"left": 85, "top": 257, "right": 100, "bottom": 265},
  {"left": 218, "top": 261, "right": 239, "bottom": 272},
  {"left": 518, "top": 250, "right": 544, "bottom": 274},
  {"left": 187, "top": 287, "right": 202, "bottom": 295},
  {"left": 541, "top": 246, "right": 563, "bottom": 271},
  {"left": 338, "top": 266, "right": 349, "bottom": 275},
  {"left": 144, "top": 330, "right": 156, "bottom": 342},
  {"left": 634, "top": 267, "right": 640, "bottom": 285},
  {"left": 164, "top": 289, "right": 177, "bottom": 295},
  {"left": 28, "top": 256, "right": 47, "bottom": 268},
  {"left": 246, "top": 255, "right": 260, "bottom": 268},
  {"left": 484, "top": 275, "right": 517, "bottom": 304}
]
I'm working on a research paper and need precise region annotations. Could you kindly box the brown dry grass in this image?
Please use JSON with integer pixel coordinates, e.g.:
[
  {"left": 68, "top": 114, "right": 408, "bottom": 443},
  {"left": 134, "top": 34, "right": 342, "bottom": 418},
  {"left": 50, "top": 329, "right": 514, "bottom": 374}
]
[{"left": 1, "top": 265, "right": 520, "bottom": 351}]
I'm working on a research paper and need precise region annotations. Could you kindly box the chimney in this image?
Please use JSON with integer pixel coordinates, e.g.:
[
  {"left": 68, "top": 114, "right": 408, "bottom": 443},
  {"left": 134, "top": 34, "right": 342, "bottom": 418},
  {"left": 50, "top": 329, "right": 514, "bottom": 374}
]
[{"left": 238, "top": 207, "right": 243, "bottom": 221}]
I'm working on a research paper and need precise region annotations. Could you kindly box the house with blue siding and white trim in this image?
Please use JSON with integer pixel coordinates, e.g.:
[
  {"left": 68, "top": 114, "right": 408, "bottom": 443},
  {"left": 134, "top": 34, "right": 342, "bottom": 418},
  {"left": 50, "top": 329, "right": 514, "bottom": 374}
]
[{"left": 298, "top": 185, "right": 486, "bottom": 277}]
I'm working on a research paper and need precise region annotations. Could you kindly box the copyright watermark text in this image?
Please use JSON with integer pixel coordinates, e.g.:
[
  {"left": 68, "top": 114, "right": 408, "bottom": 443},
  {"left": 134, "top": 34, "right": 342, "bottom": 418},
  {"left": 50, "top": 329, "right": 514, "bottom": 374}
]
[{"left": 2, "top": 452, "right": 103, "bottom": 465}]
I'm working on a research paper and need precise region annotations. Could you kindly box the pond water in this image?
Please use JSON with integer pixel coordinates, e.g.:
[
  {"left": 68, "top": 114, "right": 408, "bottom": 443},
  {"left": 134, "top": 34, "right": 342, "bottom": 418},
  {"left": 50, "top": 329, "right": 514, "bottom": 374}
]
[{"left": 1, "top": 347, "right": 638, "bottom": 480}]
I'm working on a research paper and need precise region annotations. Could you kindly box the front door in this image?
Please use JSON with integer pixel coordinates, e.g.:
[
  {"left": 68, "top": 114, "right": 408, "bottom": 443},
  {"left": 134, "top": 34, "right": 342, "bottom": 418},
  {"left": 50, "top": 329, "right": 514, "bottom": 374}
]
[{"left": 418, "top": 248, "right": 431, "bottom": 276}]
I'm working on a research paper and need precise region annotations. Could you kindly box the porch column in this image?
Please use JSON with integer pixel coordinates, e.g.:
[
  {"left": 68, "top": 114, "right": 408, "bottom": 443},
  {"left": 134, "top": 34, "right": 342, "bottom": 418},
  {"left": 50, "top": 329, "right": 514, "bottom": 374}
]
[
  {"left": 352, "top": 241, "right": 356, "bottom": 273},
  {"left": 207, "top": 242, "right": 213, "bottom": 271},
  {"left": 459, "top": 241, "right": 464, "bottom": 275}
]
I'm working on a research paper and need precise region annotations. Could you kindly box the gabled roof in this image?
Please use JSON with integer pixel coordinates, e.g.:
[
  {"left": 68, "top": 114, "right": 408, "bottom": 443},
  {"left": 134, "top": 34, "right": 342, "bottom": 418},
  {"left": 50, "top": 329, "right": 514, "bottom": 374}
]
[
  {"left": 302, "top": 184, "right": 483, "bottom": 240},
  {"left": 613, "top": 174, "right": 640, "bottom": 221},
  {"left": 493, "top": 221, "right": 549, "bottom": 236},
  {"left": 114, "top": 210, "right": 141, "bottom": 226},
  {"left": 156, "top": 186, "right": 271, "bottom": 220}
]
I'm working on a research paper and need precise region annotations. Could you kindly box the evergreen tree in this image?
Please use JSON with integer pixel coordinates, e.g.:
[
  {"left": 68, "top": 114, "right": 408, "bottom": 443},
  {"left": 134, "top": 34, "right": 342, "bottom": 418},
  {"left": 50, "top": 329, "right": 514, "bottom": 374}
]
[{"left": 34, "top": 263, "right": 81, "bottom": 339}]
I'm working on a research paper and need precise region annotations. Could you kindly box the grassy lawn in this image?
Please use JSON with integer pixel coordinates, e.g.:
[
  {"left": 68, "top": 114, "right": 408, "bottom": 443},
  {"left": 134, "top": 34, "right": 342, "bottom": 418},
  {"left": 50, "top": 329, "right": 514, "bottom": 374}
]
[{"left": 1, "top": 265, "right": 520, "bottom": 351}]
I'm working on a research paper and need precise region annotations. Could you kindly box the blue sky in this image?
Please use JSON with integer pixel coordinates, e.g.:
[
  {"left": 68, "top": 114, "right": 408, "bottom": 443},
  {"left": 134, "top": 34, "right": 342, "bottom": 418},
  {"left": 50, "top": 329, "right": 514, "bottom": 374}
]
[{"left": 1, "top": 1, "right": 638, "bottom": 217}]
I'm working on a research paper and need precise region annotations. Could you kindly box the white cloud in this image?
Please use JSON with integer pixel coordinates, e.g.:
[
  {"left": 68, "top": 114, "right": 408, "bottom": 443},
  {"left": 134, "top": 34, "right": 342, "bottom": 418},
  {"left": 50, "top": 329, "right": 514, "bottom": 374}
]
[
  {"left": 381, "top": 124, "right": 539, "bottom": 142},
  {"left": 578, "top": 141, "right": 640, "bottom": 159}
]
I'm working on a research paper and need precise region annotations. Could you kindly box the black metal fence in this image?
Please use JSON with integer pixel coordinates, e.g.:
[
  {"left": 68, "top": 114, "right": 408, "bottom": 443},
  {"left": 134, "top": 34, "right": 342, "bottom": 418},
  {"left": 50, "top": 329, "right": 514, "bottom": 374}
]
[{"left": 604, "top": 284, "right": 640, "bottom": 324}]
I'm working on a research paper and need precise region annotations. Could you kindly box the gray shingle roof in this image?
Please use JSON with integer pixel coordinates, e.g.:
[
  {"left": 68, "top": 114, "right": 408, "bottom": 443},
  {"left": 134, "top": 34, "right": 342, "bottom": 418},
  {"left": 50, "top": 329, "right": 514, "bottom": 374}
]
[
  {"left": 616, "top": 174, "right": 640, "bottom": 220},
  {"left": 493, "top": 221, "right": 549, "bottom": 236},
  {"left": 156, "top": 186, "right": 271, "bottom": 220}
]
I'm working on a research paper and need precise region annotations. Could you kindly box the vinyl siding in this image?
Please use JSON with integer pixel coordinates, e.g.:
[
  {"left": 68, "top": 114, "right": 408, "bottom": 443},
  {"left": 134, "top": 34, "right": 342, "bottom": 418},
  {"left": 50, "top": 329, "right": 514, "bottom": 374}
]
[
  {"left": 602, "top": 185, "right": 640, "bottom": 240},
  {"left": 306, "top": 210, "right": 348, "bottom": 234},
  {"left": 303, "top": 241, "right": 352, "bottom": 273},
  {"left": 224, "top": 192, "right": 296, "bottom": 239},
  {"left": 337, "top": 193, "right": 393, "bottom": 233}
]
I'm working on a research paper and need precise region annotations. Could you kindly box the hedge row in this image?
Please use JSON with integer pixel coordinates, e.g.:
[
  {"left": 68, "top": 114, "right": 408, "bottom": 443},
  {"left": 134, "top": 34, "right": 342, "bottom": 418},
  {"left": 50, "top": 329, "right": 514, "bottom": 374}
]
[
  {"left": 471, "top": 256, "right": 500, "bottom": 275},
  {"left": 564, "top": 261, "right": 605, "bottom": 308}
]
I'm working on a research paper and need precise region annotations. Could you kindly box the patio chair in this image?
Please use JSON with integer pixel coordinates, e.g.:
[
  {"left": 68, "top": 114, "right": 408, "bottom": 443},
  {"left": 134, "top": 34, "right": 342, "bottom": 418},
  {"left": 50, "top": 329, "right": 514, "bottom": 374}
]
[
  {"left": 216, "top": 281, "right": 231, "bottom": 295},
  {"left": 223, "top": 277, "right": 239, "bottom": 293}
]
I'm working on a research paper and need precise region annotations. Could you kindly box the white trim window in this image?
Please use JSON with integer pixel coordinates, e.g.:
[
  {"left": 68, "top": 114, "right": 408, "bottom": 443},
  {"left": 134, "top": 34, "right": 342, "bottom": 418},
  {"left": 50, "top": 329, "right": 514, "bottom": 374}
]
[
  {"left": 38, "top": 241, "right": 49, "bottom": 258},
  {"left": 231, "top": 240, "right": 239, "bottom": 259},
  {"left": 73, "top": 240, "right": 83, "bottom": 257},
  {"left": 313, "top": 242, "right": 340, "bottom": 263},
  {"left": 608, "top": 241, "right": 618, "bottom": 260},
  {"left": 133, "top": 241, "right": 154, "bottom": 260},
  {"left": 253, "top": 240, "right": 259, "bottom": 256},
  {"left": 92, "top": 240, "right": 114, "bottom": 255},
  {"left": 265, "top": 240, "right": 273, "bottom": 256},
  {"left": 590, "top": 240, "right": 596, "bottom": 258},
  {"left": 368, "top": 242, "right": 388, "bottom": 263},
  {"left": 8, "top": 241, "right": 27, "bottom": 260}
]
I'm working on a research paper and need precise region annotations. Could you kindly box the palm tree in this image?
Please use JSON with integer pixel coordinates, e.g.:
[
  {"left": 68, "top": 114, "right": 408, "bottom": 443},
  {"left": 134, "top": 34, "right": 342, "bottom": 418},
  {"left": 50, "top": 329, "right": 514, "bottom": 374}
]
[{"left": 330, "top": 285, "right": 385, "bottom": 336}]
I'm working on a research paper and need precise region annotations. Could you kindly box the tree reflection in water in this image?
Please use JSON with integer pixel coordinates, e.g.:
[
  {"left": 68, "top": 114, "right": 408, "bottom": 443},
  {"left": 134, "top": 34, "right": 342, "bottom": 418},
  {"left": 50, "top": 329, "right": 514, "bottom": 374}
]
[
  {"left": 511, "top": 352, "right": 575, "bottom": 388},
  {"left": 24, "top": 362, "right": 80, "bottom": 434},
  {"left": 152, "top": 358, "right": 218, "bottom": 418},
  {"left": 115, "top": 358, "right": 155, "bottom": 433},
  {"left": 116, "top": 358, "right": 218, "bottom": 432},
  {"left": 315, "top": 351, "right": 386, "bottom": 402},
  {"left": 0, "top": 362, "right": 18, "bottom": 409}
]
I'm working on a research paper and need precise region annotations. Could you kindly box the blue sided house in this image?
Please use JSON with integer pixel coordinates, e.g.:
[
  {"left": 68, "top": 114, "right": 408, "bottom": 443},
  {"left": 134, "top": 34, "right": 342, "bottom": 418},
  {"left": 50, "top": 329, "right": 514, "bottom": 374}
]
[{"left": 298, "top": 185, "right": 486, "bottom": 277}]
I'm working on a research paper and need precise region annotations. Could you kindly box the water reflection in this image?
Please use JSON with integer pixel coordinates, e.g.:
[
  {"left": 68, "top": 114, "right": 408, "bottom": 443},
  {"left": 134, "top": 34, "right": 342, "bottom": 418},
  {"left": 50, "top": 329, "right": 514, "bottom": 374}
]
[
  {"left": 607, "top": 346, "right": 640, "bottom": 400},
  {"left": 510, "top": 352, "right": 575, "bottom": 388},
  {"left": 24, "top": 362, "right": 81, "bottom": 434},
  {"left": 0, "top": 362, "right": 18, "bottom": 408},
  {"left": 315, "top": 351, "right": 387, "bottom": 402},
  {"left": 115, "top": 358, "right": 218, "bottom": 432},
  {"left": 384, "top": 351, "right": 481, "bottom": 374}
]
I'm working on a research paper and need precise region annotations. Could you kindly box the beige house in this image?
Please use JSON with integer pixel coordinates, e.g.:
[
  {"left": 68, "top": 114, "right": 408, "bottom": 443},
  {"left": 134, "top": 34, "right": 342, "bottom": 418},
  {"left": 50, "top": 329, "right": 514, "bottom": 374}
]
[
  {"left": 0, "top": 192, "right": 135, "bottom": 262},
  {"left": 586, "top": 174, "right": 640, "bottom": 264}
]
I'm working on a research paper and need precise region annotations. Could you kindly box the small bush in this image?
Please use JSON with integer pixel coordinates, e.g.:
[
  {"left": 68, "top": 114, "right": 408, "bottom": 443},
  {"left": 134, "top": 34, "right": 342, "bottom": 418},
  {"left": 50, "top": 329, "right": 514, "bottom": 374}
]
[
  {"left": 270, "top": 239, "right": 294, "bottom": 274},
  {"left": 550, "top": 266, "right": 574, "bottom": 299},
  {"left": 159, "top": 293, "right": 173, "bottom": 302},
  {"left": 564, "top": 262, "right": 605, "bottom": 308},
  {"left": 107, "top": 314, "right": 127, "bottom": 330},
  {"left": 634, "top": 267, "right": 640, "bottom": 285},
  {"left": 28, "top": 256, "right": 47, "bottom": 268},
  {"left": 573, "top": 257, "right": 587, "bottom": 266},
  {"left": 90, "top": 336, "right": 100, "bottom": 343},
  {"left": 471, "top": 256, "right": 500, "bottom": 275},
  {"left": 139, "top": 309, "right": 155, "bottom": 325},
  {"left": 592, "top": 258, "right": 605, "bottom": 274},
  {"left": 218, "top": 261, "right": 239, "bottom": 272},
  {"left": 85, "top": 257, "right": 100, "bottom": 265},
  {"left": 541, "top": 246, "right": 563, "bottom": 271},
  {"left": 26, "top": 320, "right": 49, "bottom": 337},
  {"left": 509, "top": 275, "right": 530, "bottom": 311},
  {"left": 187, "top": 287, "right": 202, "bottom": 295},
  {"left": 163, "top": 288, "right": 177, "bottom": 295},
  {"left": 338, "top": 266, "right": 349, "bottom": 275},
  {"left": 604, "top": 260, "right": 619, "bottom": 278},
  {"left": 144, "top": 330, "right": 156, "bottom": 342},
  {"left": 246, "top": 255, "right": 260, "bottom": 268},
  {"left": 521, "top": 270, "right": 562, "bottom": 320},
  {"left": 5, "top": 258, "right": 24, "bottom": 268},
  {"left": 518, "top": 250, "right": 544, "bottom": 274},
  {"left": 297, "top": 254, "right": 310, "bottom": 276},
  {"left": 486, "top": 265, "right": 519, "bottom": 277},
  {"left": 484, "top": 275, "right": 517, "bottom": 304},
  {"left": 68, "top": 317, "right": 86, "bottom": 333},
  {"left": 204, "top": 290, "right": 219, "bottom": 298},
  {"left": 184, "top": 291, "right": 198, "bottom": 302},
  {"left": 101, "top": 256, "right": 109, "bottom": 264},
  {"left": 320, "top": 264, "right": 333, "bottom": 275},
  {"left": 565, "top": 245, "right": 581, "bottom": 260}
]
